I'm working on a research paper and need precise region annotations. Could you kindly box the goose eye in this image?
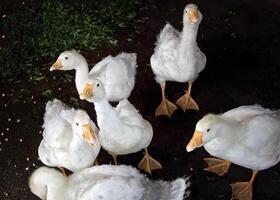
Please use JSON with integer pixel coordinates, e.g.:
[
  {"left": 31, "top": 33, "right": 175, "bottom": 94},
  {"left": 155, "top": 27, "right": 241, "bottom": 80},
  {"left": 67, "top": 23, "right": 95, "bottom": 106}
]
[
  {"left": 207, "top": 128, "right": 210, "bottom": 132},
  {"left": 65, "top": 56, "right": 68, "bottom": 60},
  {"left": 97, "top": 83, "right": 100, "bottom": 87},
  {"left": 76, "top": 122, "right": 79, "bottom": 126}
]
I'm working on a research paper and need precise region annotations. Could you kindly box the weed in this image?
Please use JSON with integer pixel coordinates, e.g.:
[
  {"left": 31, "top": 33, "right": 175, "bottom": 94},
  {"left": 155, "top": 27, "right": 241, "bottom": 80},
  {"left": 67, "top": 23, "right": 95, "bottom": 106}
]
[{"left": 0, "top": 0, "right": 140, "bottom": 84}]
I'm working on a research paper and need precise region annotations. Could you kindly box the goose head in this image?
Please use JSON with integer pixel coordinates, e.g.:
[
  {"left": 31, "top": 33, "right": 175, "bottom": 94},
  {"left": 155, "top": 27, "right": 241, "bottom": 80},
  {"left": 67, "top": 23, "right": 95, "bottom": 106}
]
[
  {"left": 186, "top": 114, "right": 225, "bottom": 152},
  {"left": 72, "top": 110, "right": 98, "bottom": 146},
  {"left": 183, "top": 4, "right": 202, "bottom": 25},
  {"left": 79, "top": 79, "right": 105, "bottom": 102},
  {"left": 29, "top": 167, "right": 66, "bottom": 200},
  {"left": 50, "top": 50, "right": 86, "bottom": 71}
]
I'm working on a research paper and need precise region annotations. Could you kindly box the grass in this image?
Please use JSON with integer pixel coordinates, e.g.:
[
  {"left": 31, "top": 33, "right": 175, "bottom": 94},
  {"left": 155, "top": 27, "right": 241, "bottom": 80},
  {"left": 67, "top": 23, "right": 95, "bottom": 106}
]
[{"left": 0, "top": 0, "right": 140, "bottom": 83}]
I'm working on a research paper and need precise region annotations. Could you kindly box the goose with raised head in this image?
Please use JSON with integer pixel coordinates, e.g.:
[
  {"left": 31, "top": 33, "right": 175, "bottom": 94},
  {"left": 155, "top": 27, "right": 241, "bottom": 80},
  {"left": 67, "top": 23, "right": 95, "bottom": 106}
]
[
  {"left": 50, "top": 50, "right": 137, "bottom": 102},
  {"left": 150, "top": 3, "right": 206, "bottom": 117},
  {"left": 80, "top": 79, "right": 162, "bottom": 174},
  {"left": 186, "top": 105, "right": 280, "bottom": 200},
  {"left": 39, "top": 99, "right": 100, "bottom": 174}
]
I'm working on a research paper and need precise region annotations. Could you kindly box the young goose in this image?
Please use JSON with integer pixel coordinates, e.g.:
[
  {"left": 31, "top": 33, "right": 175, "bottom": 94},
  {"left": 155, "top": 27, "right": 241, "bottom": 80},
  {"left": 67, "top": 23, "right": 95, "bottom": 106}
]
[
  {"left": 39, "top": 99, "right": 100, "bottom": 174},
  {"left": 79, "top": 79, "right": 162, "bottom": 174},
  {"left": 150, "top": 4, "right": 206, "bottom": 117},
  {"left": 186, "top": 105, "right": 280, "bottom": 200},
  {"left": 29, "top": 165, "right": 190, "bottom": 200},
  {"left": 50, "top": 50, "right": 137, "bottom": 102}
]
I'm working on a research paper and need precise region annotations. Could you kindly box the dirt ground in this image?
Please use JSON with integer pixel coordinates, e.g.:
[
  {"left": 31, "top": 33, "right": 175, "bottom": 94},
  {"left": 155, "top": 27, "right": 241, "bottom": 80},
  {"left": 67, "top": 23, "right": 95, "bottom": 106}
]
[{"left": 1, "top": 0, "right": 280, "bottom": 199}]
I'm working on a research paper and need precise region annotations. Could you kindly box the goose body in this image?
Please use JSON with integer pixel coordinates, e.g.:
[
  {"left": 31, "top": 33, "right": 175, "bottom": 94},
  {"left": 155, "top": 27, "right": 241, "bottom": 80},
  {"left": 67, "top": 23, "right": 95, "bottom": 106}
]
[
  {"left": 39, "top": 99, "right": 100, "bottom": 172},
  {"left": 151, "top": 3, "right": 206, "bottom": 84},
  {"left": 186, "top": 105, "right": 280, "bottom": 199},
  {"left": 96, "top": 98, "right": 153, "bottom": 155},
  {"left": 51, "top": 51, "right": 137, "bottom": 102},
  {"left": 151, "top": 22, "right": 206, "bottom": 83},
  {"left": 29, "top": 165, "right": 189, "bottom": 200},
  {"left": 202, "top": 105, "right": 280, "bottom": 170}
]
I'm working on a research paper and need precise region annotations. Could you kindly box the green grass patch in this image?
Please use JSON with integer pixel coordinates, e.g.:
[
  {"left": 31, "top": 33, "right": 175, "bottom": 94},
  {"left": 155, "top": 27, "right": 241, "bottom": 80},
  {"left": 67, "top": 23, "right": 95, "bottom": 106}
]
[{"left": 0, "top": 0, "right": 140, "bottom": 83}]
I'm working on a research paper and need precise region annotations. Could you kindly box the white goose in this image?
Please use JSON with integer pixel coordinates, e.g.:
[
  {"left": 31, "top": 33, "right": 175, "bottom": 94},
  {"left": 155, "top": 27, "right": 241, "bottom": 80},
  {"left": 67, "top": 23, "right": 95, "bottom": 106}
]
[
  {"left": 150, "top": 3, "right": 206, "bottom": 117},
  {"left": 80, "top": 79, "right": 162, "bottom": 174},
  {"left": 29, "top": 165, "right": 190, "bottom": 200},
  {"left": 50, "top": 50, "right": 137, "bottom": 102},
  {"left": 186, "top": 105, "right": 280, "bottom": 200},
  {"left": 39, "top": 99, "right": 100, "bottom": 174}
]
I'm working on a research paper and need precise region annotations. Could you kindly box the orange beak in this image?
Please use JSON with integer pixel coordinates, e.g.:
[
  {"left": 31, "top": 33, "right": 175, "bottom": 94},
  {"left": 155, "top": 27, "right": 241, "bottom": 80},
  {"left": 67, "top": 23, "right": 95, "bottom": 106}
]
[
  {"left": 50, "top": 59, "right": 62, "bottom": 71},
  {"left": 187, "top": 9, "right": 199, "bottom": 23},
  {"left": 186, "top": 130, "right": 203, "bottom": 152},
  {"left": 82, "top": 124, "right": 96, "bottom": 146},
  {"left": 80, "top": 83, "right": 93, "bottom": 100}
]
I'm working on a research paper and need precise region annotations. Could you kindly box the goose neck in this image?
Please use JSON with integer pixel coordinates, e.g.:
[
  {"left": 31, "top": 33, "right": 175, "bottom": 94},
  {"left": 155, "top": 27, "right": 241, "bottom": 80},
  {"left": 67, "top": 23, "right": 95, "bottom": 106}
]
[
  {"left": 94, "top": 99, "right": 113, "bottom": 120},
  {"left": 75, "top": 61, "right": 89, "bottom": 94},
  {"left": 177, "top": 24, "right": 199, "bottom": 64}
]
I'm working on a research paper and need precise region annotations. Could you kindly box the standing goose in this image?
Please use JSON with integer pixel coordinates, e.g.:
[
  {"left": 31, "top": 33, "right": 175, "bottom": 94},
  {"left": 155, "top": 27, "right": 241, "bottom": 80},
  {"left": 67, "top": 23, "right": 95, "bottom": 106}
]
[
  {"left": 29, "top": 165, "right": 190, "bottom": 200},
  {"left": 50, "top": 50, "right": 137, "bottom": 102},
  {"left": 151, "top": 3, "right": 206, "bottom": 117},
  {"left": 186, "top": 105, "right": 280, "bottom": 200},
  {"left": 80, "top": 79, "right": 162, "bottom": 174},
  {"left": 39, "top": 99, "right": 100, "bottom": 174}
]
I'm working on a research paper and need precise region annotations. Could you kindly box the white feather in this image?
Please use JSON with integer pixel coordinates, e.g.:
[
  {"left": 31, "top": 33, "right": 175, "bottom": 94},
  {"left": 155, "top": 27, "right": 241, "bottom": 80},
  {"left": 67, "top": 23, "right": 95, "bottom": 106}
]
[
  {"left": 195, "top": 105, "right": 280, "bottom": 170},
  {"left": 38, "top": 99, "right": 101, "bottom": 172},
  {"left": 84, "top": 79, "right": 153, "bottom": 156},
  {"left": 29, "top": 165, "right": 190, "bottom": 200},
  {"left": 55, "top": 50, "right": 137, "bottom": 102},
  {"left": 150, "top": 4, "right": 206, "bottom": 84}
]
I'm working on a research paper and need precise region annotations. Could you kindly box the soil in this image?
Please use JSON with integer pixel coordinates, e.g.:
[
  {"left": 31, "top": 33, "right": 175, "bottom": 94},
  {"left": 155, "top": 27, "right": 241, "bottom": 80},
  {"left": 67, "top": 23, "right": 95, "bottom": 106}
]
[{"left": 1, "top": 0, "right": 280, "bottom": 199}]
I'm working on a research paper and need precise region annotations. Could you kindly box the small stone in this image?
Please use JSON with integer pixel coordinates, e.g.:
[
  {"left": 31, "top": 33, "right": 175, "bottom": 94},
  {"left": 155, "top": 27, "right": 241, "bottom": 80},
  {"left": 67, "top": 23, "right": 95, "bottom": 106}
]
[
  {"left": 19, "top": 139, "right": 23, "bottom": 142},
  {"left": 14, "top": 164, "right": 17, "bottom": 168},
  {"left": 2, "top": 93, "right": 5, "bottom": 97},
  {"left": 2, "top": 35, "right": 5, "bottom": 39},
  {"left": 33, "top": 101, "right": 37, "bottom": 104},
  {"left": 4, "top": 104, "right": 7, "bottom": 107},
  {"left": 58, "top": 87, "right": 62, "bottom": 91},
  {"left": 16, "top": 119, "right": 21, "bottom": 123},
  {"left": 8, "top": 118, "right": 11, "bottom": 122},
  {"left": 22, "top": 1, "right": 25, "bottom": 5},
  {"left": 6, "top": 127, "right": 9, "bottom": 131},
  {"left": 25, "top": 167, "right": 29, "bottom": 171},
  {"left": 5, "top": 138, "right": 8, "bottom": 142},
  {"left": 26, "top": 157, "right": 30, "bottom": 161},
  {"left": 2, "top": 14, "right": 6, "bottom": 18}
]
